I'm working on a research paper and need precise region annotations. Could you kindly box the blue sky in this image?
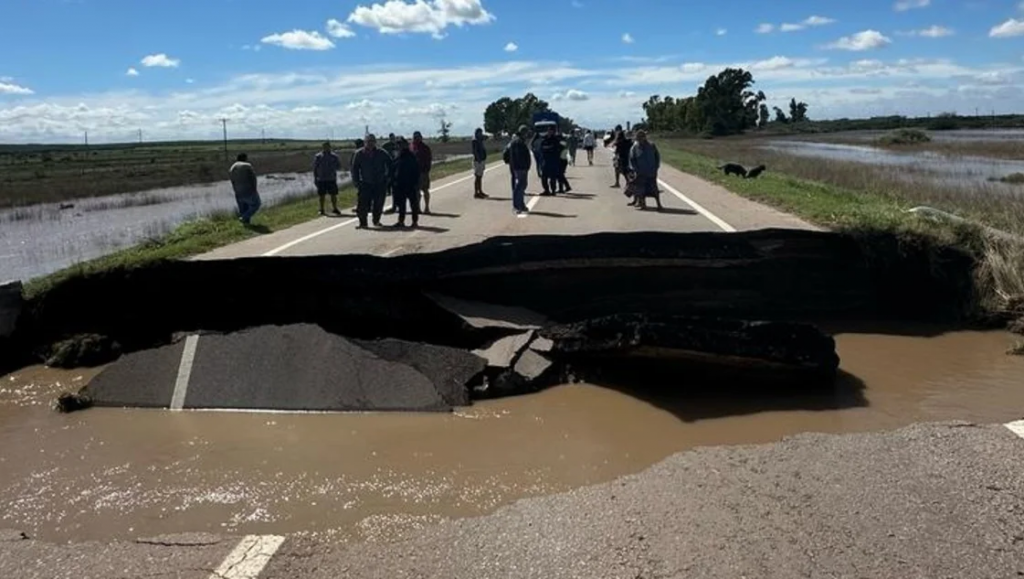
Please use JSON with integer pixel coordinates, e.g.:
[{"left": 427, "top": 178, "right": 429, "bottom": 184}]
[{"left": 1, "top": 0, "right": 1023, "bottom": 143}]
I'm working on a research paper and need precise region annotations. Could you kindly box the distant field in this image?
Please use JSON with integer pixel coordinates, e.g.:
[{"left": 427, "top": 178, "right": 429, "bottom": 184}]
[{"left": 0, "top": 137, "right": 498, "bottom": 209}]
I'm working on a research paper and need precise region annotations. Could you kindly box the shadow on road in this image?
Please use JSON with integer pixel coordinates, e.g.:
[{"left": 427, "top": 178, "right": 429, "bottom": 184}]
[
  {"left": 528, "top": 211, "right": 577, "bottom": 219},
  {"left": 243, "top": 224, "right": 273, "bottom": 234},
  {"left": 425, "top": 212, "right": 461, "bottom": 218},
  {"left": 559, "top": 192, "right": 597, "bottom": 200},
  {"left": 648, "top": 207, "right": 699, "bottom": 216},
  {"left": 588, "top": 361, "right": 868, "bottom": 423}
]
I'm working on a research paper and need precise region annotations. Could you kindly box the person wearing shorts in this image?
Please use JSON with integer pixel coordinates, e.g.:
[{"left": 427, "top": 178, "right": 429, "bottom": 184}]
[
  {"left": 471, "top": 127, "right": 489, "bottom": 199},
  {"left": 313, "top": 141, "right": 342, "bottom": 216}
]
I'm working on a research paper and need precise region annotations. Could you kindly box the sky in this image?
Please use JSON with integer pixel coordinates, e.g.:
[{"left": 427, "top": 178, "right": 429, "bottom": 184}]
[{"left": 1, "top": 0, "right": 1023, "bottom": 143}]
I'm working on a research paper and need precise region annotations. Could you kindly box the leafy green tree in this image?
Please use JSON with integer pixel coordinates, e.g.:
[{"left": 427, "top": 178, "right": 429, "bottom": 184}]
[
  {"left": 789, "top": 98, "right": 809, "bottom": 123},
  {"left": 483, "top": 93, "right": 551, "bottom": 136},
  {"left": 773, "top": 107, "right": 789, "bottom": 124},
  {"left": 758, "top": 103, "right": 770, "bottom": 128}
]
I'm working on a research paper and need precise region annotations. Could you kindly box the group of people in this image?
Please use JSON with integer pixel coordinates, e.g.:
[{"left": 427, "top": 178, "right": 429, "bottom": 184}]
[
  {"left": 609, "top": 125, "right": 663, "bottom": 211},
  {"left": 229, "top": 128, "right": 494, "bottom": 230},
  {"left": 227, "top": 122, "right": 662, "bottom": 227}
]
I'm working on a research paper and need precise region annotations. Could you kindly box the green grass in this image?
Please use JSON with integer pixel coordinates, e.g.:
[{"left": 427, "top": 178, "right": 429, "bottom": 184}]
[
  {"left": 24, "top": 159, "right": 473, "bottom": 299},
  {"left": 875, "top": 128, "right": 932, "bottom": 146},
  {"left": 659, "top": 147, "right": 921, "bottom": 233}
]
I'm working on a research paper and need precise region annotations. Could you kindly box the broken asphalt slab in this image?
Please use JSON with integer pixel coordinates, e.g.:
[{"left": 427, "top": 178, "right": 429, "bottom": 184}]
[{"left": 82, "top": 324, "right": 486, "bottom": 412}]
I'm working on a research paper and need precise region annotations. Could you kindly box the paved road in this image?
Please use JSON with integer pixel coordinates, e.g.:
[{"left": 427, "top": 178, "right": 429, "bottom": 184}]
[
  {"left": 3, "top": 422, "right": 1024, "bottom": 578},
  {"left": 197, "top": 145, "right": 813, "bottom": 261}
]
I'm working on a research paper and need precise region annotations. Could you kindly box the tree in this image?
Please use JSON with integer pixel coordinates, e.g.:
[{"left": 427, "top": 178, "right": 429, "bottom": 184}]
[
  {"left": 758, "top": 103, "right": 770, "bottom": 128},
  {"left": 438, "top": 116, "right": 452, "bottom": 142},
  {"left": 483, "top": 93, "right": 551, "bottom": 136},
  {"left": 788, "top": 98, "right": 809, "bottom": 123},
  {"left": 773, "top": 107, "right": 789, "bottom": 124}
]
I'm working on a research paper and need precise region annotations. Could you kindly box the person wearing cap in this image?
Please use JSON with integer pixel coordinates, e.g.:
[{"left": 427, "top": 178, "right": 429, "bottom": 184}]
[
  {"left": 628, "top": 129, "right": 663, "bottom": 211},
  {"left": 411, "top": 131, "right": 433, "bottom": 214},
  {"left": 391, "top": 136, "right": 421, "bottom": 228},
  {"left": 350, "top": 133, "right": 391, "bottom": 228},
  {"left": 507, "top": 124, "right": 532, "bottom": 214},
  {"left": 313, "top": 141, "right": 342, "bottom": 216}
]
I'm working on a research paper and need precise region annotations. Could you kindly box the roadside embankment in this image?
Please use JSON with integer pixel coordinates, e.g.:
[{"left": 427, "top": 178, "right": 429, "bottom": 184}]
[{"left": 657, "top": 140, "right": 1024, "bottom": 337}]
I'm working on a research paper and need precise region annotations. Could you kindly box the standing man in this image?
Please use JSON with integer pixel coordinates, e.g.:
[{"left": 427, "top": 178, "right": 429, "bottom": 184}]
[
  {"left": 382, "top": 133, "right": 399, "bottom": 214},
  {"left": 228, "top": 153, "right": 261, "bottom": 225},
  {"left": 582, "top": 130, "right": 596, "bottom": 165},
  {"left": 507, "top": 124, "right": 532, "bottom": 215},
  {"left": 411, "top": 131, "right": 433, "bottom": 214},
  {"left": 567, "top": 131, "right": 579, "bottom": 166},
  {"left": 350, "top": 138, "right": 364, "bottom": 168},
  {"left": 313, "top": 141, "right": 342, "bottom": 216},
  {"left": 471, "top": 128, "right": 489, "bottom": 199},
  {"left": 612, "top": 129, "right": 633, "bottom": 188},
  {"left": 628, "top": 130, "right": 663, "bottom": 211},
  {"left": 540, "top": 126, "right": 562, "bottom": 196},
  {"left": 391, "top": 137, "right": 421, "bottom": 228},
  {"left": 350, "top": 133, "right": 391, "bottom": 228}
]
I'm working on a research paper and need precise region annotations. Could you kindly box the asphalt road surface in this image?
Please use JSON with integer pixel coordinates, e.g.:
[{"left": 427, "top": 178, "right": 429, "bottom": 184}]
[{"left": 6, "top": 147, "right": 1024, "bottom": 578}]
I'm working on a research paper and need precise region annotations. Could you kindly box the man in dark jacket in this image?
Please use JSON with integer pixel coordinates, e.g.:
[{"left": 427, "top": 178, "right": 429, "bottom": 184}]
[
  {"left": 471, "top": 128, "right": 489, "bottom": 199},
  {"left": 411, "top": 131, "right": 433, "bottom": 214},
  {"left": 540, "top": 126, "right": 562, "bottom": 196},
  {"left": 612, "top": 130, "right": 633, "bottom": 188},
  {"left": 507, "top": 125, "right": 532, "bottom": 214},
  {"left": 390, "top": 137, "right": 421, "bottom": 228},
  {"left": 382, "top": 132, "right": 399, "bottom": 214},
  {"left": 350, "top": 133, "right": 391, "bottom": 228},
  {"left": 313, "top": 141, "right": 342, "bottom": 217}
]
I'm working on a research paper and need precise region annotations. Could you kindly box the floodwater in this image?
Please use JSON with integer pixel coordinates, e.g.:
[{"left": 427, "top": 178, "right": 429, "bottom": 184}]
[
  {"left": 764, "top": 140, "right": 1024, "bottom": 194},
  {"left": 810, "top": 128, "right": 1024, "bottom": 143},
  {"left": 0, "top": 172, "right": 345, "bottom": 283},
  {"left": 1, "top": 326, "right": 1022, "bottom": 543}
]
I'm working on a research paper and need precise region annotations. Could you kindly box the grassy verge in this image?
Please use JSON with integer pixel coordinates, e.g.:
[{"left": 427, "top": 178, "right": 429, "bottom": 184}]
[
  {"left": 23, "top": 159, "right": 473, "bottom": 299},
  {"left": 658, "top": 144, "right": 1024, "bottom": 328}
]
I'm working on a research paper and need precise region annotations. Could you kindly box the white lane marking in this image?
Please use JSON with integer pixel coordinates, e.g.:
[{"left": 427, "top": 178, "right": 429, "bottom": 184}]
[
  {"left": 261, "top": 163, "right": 503, "bottom": 257},
  {"left": 526, "top": 193, "right": 543, "bottom": 211},
  {"left": 657, "top": 178, "right": 736, "bottom": 233},
  {"left": 1005, "top": 420, "right": 1024, "bottom": 439},
  {"left": 209, "top": 535, "right": 285, "bottom": 579},
  {"left": 379, "top": 246, "right": 403, "bottom": 257},
  {"left": 169, "top": 334, "right": 199, "bottom": 411}
]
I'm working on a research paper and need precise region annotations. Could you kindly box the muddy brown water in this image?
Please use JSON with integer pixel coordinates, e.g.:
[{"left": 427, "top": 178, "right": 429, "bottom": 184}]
[{"left": 1, "top": 327, "right": 1022, "bottom": 544}]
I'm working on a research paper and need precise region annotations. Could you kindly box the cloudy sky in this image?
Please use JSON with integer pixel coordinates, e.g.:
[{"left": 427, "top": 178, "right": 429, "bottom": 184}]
[{"left": 1, "top": 0, "right": 1023, "bottom": 143}]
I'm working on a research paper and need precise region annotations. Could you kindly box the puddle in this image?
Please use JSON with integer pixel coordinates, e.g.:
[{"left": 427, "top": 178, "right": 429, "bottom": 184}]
[
  {"left": 0, "top": 172, "right": 347, "bottom": 283},
  {"left": 0, "top": 328, "right": 1021, "bottom": 543},
  {"left": 763, "top": 140, "right": 1024, "bottom": 194}
]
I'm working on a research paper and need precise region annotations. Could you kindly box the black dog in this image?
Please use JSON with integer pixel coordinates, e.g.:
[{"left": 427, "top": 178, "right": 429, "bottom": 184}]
[
  {"left": 744, "top": 165, "right": 766, "bottom": 179},
  {"left": 718, "top": 163, "right": 747, "bottom": 178}
]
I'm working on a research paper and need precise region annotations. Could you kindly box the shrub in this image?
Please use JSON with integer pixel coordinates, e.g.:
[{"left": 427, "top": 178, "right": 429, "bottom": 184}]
[{"left": 876, "top": 128, "right": 932, "bottom": 146}]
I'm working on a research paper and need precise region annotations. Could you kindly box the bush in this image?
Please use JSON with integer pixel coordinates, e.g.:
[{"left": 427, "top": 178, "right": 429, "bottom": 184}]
[
  {"left": 994, "top": 173, "right": 1024, "bottom": 185},
  {"left": 876, "top": 128, "right": 932, "bottom": 146}
]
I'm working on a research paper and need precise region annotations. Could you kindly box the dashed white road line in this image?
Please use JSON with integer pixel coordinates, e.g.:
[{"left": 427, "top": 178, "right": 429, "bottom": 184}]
[
  {"left": 261, "top": 163, "right": 503, "bottom": 257},
  {"left": 169, "top": 334, "right": 199, "bottom": 411},
  {"left": 1004, "top": 420, "right": 1024, "bottom": 439},
  {"left": 209, "top": 534, "right": 285, "bottom": 579},
  {"left": 657, "top": 178, "right": 736, "bottom": 233}
]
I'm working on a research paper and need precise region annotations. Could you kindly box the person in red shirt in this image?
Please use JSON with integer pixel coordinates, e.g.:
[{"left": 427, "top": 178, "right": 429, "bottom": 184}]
[{"left": 411, "top": 131, "right": 433, "bottom": 214}]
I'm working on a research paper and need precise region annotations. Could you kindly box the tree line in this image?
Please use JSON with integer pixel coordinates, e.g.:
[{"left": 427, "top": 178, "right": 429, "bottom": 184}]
[
  {"left": 639, "top": 68, "right": 809, "bottom": 136},
  {"left": 483, "top": 93, "right": 576, "bottom": 136}
]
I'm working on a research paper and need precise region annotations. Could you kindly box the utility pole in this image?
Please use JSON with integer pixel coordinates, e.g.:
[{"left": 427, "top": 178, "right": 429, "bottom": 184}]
[
  {"left": 84, "top": 130, "right": 89, "bottom": 146},
  {"left": 261, "top": 128, "right": 266, "bottom": 144},
  {"left": 138, "top": 128, "right": 143, "bottom": 143},
  {"left": 221, "top": 118, "right": 228, "bottom": 163}
]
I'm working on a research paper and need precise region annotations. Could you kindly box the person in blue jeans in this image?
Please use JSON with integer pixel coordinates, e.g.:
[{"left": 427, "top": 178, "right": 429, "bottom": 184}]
[
  {"left": 506, "top": 125, "right": 533, "bottom": 215},
  {"left": 228, "top": 153, "right": 261, "bottom": 225}
]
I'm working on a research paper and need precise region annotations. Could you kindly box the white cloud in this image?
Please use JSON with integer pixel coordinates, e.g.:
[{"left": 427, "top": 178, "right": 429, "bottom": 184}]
[
  {"left": 826, "top": 30, "right": 892, "bottom": 51},
  {"left": 185, "top": 78, "right": 195, "bottom": 84},
  {"left": 804, "top": 15, "right": 836, "bottom": 26},
  {"left": 756, "top": 23, "right": 774, "bottom": 34},
  {"left": 326, "top": 18, "right": 356, "bottom": 38},
  {"left": 622, "top": 32, "right": 634, "bottom": 43},
  {"left": 716, "top": 28, "right": 727, "bottom": 36},
  {"left": 504, "top": 41, "right": 518, "bottom": 52},
  {"left": 894, "top": 0, "right": 930, "bottom": 11},
  {"left": 917, "top": 25, "right": 954, "bottom": 37},
  {"left": 347, "top": 0, "right": 495, "bottom": 39},
  {"left": 750, "top": 56, "right": 796, "bottom": 71},
  {"left": 553, "top": 89, "right": 589, "bottom": 101},
  {"left": 990, "top": 18, "right": 1024, "bottom": 38},
  {"left": 618, "top": 90, "right": 636, "bottom": 98},
  {"left": 0, "top": 82, "right": 34, "bottom": 95},
  {"left": 141, "top": 53, "right": 180, "bottom": 68},
  {"left": 126, "top": 68, "right": 140, "bottom": 77},
  {"left": 241, "top": 44, "right": 263, "bottom": 52},
  {"left": 261, "top": 30, "right": 335, "bottom": 50},
  {"left": 773, "top": 15, "right": 836, "bottom": 33},
  {"left": 680, "top": 62, "right": 707, "bottom": 73}
]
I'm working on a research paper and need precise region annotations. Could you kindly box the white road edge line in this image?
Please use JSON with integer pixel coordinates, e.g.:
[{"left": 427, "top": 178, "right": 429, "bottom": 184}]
[
  {"left": 209, "top": 534, "right": 286, "bottom": 579},
  {"left": 1004, "top": 420, "right": 1024, "bottom": 439},
  {"left": 169, "top": 334, "right": 199, "bottom": 411},
  {"left": 379, "top": 246, "right": 403, "bottom": 257},
  {"left": 657, "top": 178, "right": 736, "bottom": 233},
  {"left": 261, "top": 163, "right": 503, "bottom": 257}
]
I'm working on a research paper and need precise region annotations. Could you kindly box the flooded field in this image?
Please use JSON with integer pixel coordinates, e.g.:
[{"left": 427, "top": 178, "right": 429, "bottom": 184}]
[
  {"left": 764, "top": 140, "right": 1024, "bottom": 195},
  {"left": 0, "top": 172, "right": 341, "bottom": 282},
  {"left": 0, "top": 326, "right": 1021, "bottom": 544}
]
